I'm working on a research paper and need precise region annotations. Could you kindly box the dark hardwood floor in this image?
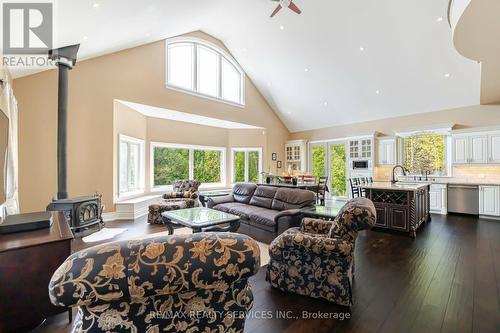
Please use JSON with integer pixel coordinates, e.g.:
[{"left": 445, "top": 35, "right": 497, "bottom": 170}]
[{"left": 36, "top": 214, "right": 500, "bottom": 333}]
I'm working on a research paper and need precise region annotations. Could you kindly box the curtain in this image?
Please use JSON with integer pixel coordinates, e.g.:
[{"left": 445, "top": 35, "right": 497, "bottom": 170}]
[{"left": 0, "top": 82, "right": 19, "bottom": 220}]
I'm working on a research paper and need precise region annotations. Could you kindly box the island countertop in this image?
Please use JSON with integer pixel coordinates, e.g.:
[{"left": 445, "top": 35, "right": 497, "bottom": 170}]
[{"left": 358, "top": 181, "right": 431, "bottom": 191}]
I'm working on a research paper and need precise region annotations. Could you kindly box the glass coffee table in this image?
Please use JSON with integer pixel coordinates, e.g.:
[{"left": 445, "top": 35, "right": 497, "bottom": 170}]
[
  {"left": 301, "top": 201, "right": 346, "bottom": 221},
  {"left": 161, "top": 207, "right": 240, "bottom": 234}
]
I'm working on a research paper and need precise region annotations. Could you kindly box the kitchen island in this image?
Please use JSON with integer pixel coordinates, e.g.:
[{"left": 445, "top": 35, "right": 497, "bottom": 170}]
[{"left": 358, "top": 182, "right": 431, "bottom": 238}]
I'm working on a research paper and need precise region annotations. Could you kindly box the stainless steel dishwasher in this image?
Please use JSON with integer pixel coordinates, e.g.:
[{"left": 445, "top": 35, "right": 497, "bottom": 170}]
[{"left": 447, "top": 184, "right": 479, "bottom": 215}]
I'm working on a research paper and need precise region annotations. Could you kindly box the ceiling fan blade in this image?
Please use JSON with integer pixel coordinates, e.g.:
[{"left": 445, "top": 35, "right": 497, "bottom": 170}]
[
  {"left": 270, "top": 4, "right": 282, "bottom": 17},
  {"left": 288, "top": 1, "right": 302, "bottom": 15}
]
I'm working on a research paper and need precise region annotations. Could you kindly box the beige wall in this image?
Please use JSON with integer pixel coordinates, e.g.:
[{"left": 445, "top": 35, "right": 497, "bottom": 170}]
[
  {"left": 290, "top": 105, "right": 500, "bottom": 140},
  {"left": 113, "top": 101, "right": 270, "bottom": 200},
  {"left": 13, "top": 31, "right": 289, "bottom": 213}
]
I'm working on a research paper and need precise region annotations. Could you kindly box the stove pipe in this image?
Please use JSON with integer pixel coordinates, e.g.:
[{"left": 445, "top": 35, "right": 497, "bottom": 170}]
[{"left": 48, "top": 44, "right": 80, "bottom": 200}]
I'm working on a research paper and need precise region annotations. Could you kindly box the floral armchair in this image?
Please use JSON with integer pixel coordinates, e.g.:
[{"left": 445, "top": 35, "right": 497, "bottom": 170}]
[
  {"left": 49, "top": 232, "right": 260, "bottom": 333},
  {"left": 266, "top": 197, "right": 376, "bottom": 306},
  {"left": 148, "top": 180, "right": 201, "bottom": 224}
]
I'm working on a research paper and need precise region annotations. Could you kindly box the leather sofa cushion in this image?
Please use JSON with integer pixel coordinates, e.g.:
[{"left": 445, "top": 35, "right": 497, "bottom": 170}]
[
  {"left": 250, "top": 208, "right": 280, "bottom": 228},
  {"left": 213, "top": 202, "right": 247, "bottom": 213},
  {"left": 228, "top": 204, "right": 263, "bottom": 220},
  {"left": 271, "top": 188, "right": 316, "bottom": 211},
  {"left": 233, "top": 183, "right": 257, "bottom": 204},
  {"left": 249, "top": 186, "right": 278, "bottom": 209}
]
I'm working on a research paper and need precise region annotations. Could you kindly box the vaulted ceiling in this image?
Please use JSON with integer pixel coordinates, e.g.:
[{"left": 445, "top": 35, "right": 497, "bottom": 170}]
[{"left": 10, "top": 0, "right": 480, "bottom": 132}]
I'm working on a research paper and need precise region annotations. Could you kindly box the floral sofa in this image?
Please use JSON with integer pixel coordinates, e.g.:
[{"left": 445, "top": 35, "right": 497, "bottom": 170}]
[
  {"left": 49, "top": 232, "right": 260, "bottom": 333},
  {"left": 266, "top": 197, "right": 376, "bottom": 306},
  {"left": 148, "top": 180, "right": 201, "bottom": 224}
]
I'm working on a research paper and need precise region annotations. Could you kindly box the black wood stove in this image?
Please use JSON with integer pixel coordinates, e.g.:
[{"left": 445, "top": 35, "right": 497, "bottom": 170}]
[{"left": 45, "top": 44, "right": 103, "bottom": 231}]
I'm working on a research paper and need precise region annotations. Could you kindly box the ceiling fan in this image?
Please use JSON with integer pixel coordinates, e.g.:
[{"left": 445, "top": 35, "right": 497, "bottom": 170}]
[{"left": 270, "top": 0, "right": 302, "bottom": 18}]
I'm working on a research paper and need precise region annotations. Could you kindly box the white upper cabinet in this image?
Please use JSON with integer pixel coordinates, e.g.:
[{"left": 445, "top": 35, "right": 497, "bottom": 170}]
[
  {"left": 452, "top": 136, "right": 469, "bottom": 164},
  {"left": 469, "top": 135, "right": 488, "bottom": 164},
  {"left": 285, "top": 140, "right": 307, "bottom": 172},
  {"left": 377, "top": 139, "right": 396, "bottom": 165},
  {"left": 452, "top": 130, "right": 499, "bottom": 165},
  {"left": 489, "top": 134, "right": 500, "bottom": 163},
  {"left": 349, "top": 138, "right": 372, "bottom": 159}
]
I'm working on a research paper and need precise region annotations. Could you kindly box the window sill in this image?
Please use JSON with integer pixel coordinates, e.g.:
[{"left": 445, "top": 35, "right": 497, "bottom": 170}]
[{"left": 116, "top": 190, "right": 146, "bottom": 202}]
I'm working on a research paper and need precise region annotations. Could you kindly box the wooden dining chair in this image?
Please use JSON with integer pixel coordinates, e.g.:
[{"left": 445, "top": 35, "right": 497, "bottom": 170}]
[
  {"left": 349, "top": 178, "right": 361, "bottom": 198},
  {"left": 316, "top": 176, "right": 329, "bottom": 206}
]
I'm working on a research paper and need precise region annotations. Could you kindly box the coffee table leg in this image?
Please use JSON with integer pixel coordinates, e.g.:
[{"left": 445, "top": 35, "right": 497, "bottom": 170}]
[
  {"left": 229, "top": 220, "right": 240, "bottom": 232},
  {"left": 161, "top": 216, "right": 174, "bottom": 235}
]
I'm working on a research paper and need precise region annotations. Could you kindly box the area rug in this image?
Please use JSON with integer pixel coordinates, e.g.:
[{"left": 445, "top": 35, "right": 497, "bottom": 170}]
[{"left": 82, "top": 227, "right": 128, "bottom": 243}]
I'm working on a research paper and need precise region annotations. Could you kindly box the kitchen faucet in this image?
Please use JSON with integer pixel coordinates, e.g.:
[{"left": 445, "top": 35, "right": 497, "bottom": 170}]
[{"left": 391, "top": 165, "right": 407, "bottom": 184}]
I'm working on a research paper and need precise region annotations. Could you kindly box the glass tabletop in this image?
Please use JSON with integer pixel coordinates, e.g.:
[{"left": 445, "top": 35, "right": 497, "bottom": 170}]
[
  {"left": 301, "top": 201, "right": 345, "bottom": 218},
  {"left": 162, "top": 207, "right": 239, "bottom": 227}
]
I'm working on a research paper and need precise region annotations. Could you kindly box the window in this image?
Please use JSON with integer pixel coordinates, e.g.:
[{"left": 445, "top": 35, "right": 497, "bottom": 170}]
[
  {"left": 310, "top": 144, "right": 326, "bottom": 177},
  {"left": 309, "top": 141, "right": 347, "bottom": 198},
  {"left": 119, "top": 135, "right": 145, "bottom": 197},
  {"left": 402, "top": 134, "right": 447, "bottom": 175},
  {"left": 166, "top": 37, "right": 245, "bottom": 105},
  {"left": 232, "top": 148, "right": 262, "bottom": 183},
  {"left": 152, "top": 143, "right": 225, "bottom": 189}
]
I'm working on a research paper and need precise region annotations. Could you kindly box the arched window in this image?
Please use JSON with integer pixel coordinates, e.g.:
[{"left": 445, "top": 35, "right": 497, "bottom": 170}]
[{"left": 166, "top": 37, "right": 245, "bottom": 106}]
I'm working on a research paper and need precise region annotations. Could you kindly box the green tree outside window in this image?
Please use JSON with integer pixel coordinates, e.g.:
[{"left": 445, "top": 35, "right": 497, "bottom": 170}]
[
  {"left": 403, "top": 134, "right": 446, "bottom": 174},
  {"left": 154, "top": 147, "right": 189, "bottom": 186},
  {"left": 233, "top": 151, "right": 245, "bottom": 182},
  {"left": 194, "top": 150, "right": 221, "bottom": 183},
  {"left": 330, "top": 144, "right": 347, "bottom": 196}
]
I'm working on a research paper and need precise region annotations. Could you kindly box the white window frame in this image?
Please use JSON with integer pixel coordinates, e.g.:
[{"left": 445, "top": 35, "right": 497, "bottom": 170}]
[
  {"left": 118, "top": 134, "right": 145, "bottom": 199},
  {"left": 231, "top": 148, "right": 263, "bottom": 184},
  {"left": 165, "top": 36, "right": 246, "bottom": 107},
  {"left": 398, "top": 131, "right": 452, "bottom": 177},
  {"left": 150, "top": 142, "right": 226, "bottom": 191}
]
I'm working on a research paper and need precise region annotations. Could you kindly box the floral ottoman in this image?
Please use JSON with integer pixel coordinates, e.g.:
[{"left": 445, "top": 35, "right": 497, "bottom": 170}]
[{"left": 147, "top": 199, "right": 193, "bottom": 225}]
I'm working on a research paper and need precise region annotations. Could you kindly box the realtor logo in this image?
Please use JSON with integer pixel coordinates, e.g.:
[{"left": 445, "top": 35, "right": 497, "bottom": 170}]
[{"left": 2, "top": 2, "right": 53, "bottom": 54}]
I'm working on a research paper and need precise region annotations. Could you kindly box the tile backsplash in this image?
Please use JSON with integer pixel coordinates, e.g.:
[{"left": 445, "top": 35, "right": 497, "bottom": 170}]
[
  {"left": 374, "top": 165, "right": 500, "bottom": 184},
  {"left": 451, "top": 166, "right": 500, "bottom": 183}
]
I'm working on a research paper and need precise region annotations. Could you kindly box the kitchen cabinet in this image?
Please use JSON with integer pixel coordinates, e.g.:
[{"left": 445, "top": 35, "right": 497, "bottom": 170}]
[
  {"left": 479, "top": 185, "right": 500, "bottom": 216},
  {"left": 285, "top": 140, "right": 307, "bottom": 172},
  {"left": 377, "top": 139, "right": 396, "bottom": 165},
  {"left": 452, "top": 136, "right": 469, "bottom": 164},
  {"left": 349, "top": 138, "right": 372, "bottom": 159},
  {"left": 489, "top": 134, "right": 500, "bottom": 163},
  {"left": 469, "top": 135, "right": 488, "bottom": 164},
  {"left": 452, "top": 130, "right": 500, "bottom": 165},
  {"left": 429, "top": 184, "right": 447, "bottom": 214}
]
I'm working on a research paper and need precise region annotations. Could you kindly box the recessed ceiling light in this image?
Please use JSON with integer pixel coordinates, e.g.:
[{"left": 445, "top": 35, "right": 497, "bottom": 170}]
[
  {"left": 92, "top": 2, "right": 100, "bottom": 8},
  {"left": 279, "top": 25, "right": 285, "bottom": 30},
  {"left": 436, "top": 16, "right": 444, "bottom": 22},
  {"left": 83, "top": 36, "right": 88, "bottom": 40},
  {"left": 359, "top": 47, "right": 365, "bottom": 52},
  {"left": 287, "top": 111, "right": 292, "bottom": 115},
  {"left": 304, "top": 68, "right": 309, "bottom": 72},
  {"left": 444, "top": 73, "right": 451, "bottom": 78},
  {"left": 323, "top": 102, "right": 328, "bottom": 106},
  {"left": 375, "top": 90, "right": 380, "bottom": 94}
]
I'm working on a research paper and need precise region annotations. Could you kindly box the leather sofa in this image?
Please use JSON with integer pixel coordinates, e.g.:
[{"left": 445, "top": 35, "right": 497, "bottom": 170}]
[
  {"left": 49, "top": 232, "right": 260, "bottom": 333},
  {"left": 207, "top": 183, "right": 316, "bottom": 242}
]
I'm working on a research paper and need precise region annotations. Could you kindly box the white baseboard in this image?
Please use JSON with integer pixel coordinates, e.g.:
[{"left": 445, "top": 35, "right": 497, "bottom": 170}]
[{"left": 103, "top": 195, "right": 161, "bottom": 222}]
